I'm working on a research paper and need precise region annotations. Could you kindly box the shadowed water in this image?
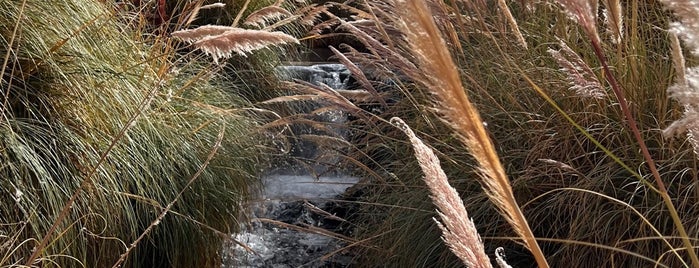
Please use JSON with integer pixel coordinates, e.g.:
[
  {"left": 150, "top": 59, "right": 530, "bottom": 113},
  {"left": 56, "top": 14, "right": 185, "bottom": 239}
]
[{"left": 222, "top": 64, "right": 360, "bottom": 268}]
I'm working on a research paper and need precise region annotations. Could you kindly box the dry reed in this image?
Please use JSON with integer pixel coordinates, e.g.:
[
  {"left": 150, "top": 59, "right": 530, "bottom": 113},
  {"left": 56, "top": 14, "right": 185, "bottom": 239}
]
[
  {"left": 496, "top": 0, "right": 527, "bottom": 49},
  {"left": 392, "top": 0, "right": 549, "bottom": 266}
]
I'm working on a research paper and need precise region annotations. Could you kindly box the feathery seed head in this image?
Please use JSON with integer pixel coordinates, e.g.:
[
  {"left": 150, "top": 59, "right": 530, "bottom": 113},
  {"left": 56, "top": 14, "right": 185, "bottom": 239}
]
[
  {"left": 548, "top": 39, "right": 606, "bottom": 99},
  {"left": 172, "top": 26, "right": 298, "bottom": 63},
  {"left": 556, "top": 0, "right": 601, "bottom": 44}
]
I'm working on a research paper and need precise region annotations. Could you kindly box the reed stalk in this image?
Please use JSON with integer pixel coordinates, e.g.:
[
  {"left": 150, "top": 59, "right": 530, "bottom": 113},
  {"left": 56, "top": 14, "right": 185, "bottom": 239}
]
[{"left": 393, "top": 0, "right": 549, "bottom": 266}]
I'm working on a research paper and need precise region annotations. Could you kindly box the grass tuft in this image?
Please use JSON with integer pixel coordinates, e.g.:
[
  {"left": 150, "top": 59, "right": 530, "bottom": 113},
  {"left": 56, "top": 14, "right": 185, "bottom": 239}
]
[{"left": 1, "top": 0, "right": 265, "bottom": 267}]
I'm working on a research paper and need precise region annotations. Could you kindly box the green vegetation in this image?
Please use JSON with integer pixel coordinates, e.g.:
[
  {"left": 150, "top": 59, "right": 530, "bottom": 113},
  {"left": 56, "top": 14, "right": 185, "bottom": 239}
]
[
  {"left": 4, "top": 0, "right": 699, "bottom": 267},
  {"left": 310, "top": 1, "right": 699, "bottom": 267},
  {"left": 0, "top": 0, "right": 267, "bottom": 267}
]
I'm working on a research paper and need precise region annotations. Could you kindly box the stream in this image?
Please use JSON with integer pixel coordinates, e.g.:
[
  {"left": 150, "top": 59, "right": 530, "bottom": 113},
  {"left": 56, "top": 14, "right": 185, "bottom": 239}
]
[{"left": 221, "top": 64, "right": 361, "bottom": 268}]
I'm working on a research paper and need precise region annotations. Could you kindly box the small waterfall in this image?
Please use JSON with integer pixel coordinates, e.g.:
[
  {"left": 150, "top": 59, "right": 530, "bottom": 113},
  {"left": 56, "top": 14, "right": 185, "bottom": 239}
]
[
  {"left": 276, "top": 64, "right": 352, "bottom": 90},
  {"left": 223, "top": 64, "right": 359, "bottom": 268}
]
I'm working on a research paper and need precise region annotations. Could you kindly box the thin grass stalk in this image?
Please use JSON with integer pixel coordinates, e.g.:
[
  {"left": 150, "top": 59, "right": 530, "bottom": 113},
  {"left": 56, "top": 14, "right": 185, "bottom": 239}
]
[
  {"left": 0, "top": 0, "right": 26, "bottom": 114},
  {"left": 496, "top": 0, "right": 527, "bottom": 49},
  {"left": 364, "top": 0, "right": 396, "bottom": 50},
  {"left": 111, "top": 125, "right": 226, "bottom": 268},
  {"left": 516, "top": 67, "right": 649, "bottom": 184},
  {"left": 524, "top": 186, "right": 685, "bottom": 265},
  {"left": 558, "top": 0, "right": 699, "bottom": 268},
  {"left": 232, "top": 0, "right": 252, "bottom": 27},
  {"left": 394, "top": 0, "right": 549, "bottom": 266},
  {"left": 588, "top": 30, "right": 699, "bottom": 268},
  {"left": 554, "top": 1, "right": 699, "bottom": 265},
  {"left": 520, "top": 55, "right": 689, "bottom": 266},
  {"left": 24, "top": 76, "right": 163, "bottom": 266}
]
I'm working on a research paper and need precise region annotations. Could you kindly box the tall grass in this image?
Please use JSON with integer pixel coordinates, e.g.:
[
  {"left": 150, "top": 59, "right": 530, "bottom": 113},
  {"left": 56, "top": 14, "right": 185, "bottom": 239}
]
[
  {"left": 0, "top": 0, "right": 270, "bottom": 267},
  {"left": 389, "top": 0, "right": 547, "bottom": 266},
  {"left": 301, "top": 0, "right": 699, "bottom": 266}
]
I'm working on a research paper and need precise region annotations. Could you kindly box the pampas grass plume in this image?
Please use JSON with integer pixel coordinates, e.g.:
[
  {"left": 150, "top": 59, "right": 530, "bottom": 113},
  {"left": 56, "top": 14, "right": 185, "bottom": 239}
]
[
  {"left": 661, "top": 1, "right": 699, "bottom": 160},
  {"left": 391, "top": 117, "right": 493, "bottom": 268},
  {"left": 556, "top": 0, "right": 601, "bottom": 44},
  {"left": 393, "top": 0, "right": 549, "bottom": 266},
  {"left": 548, "top": 38, "right": 606, "bottom": 99},
  {"left": 601, "top": 0, "right": 623, "bottom": 44},
  {"left": 243, "top": 5, "right": 293, "bottom": 28},
  {"left": 171, "top": 25, "right": 298, "bottom": 63}
]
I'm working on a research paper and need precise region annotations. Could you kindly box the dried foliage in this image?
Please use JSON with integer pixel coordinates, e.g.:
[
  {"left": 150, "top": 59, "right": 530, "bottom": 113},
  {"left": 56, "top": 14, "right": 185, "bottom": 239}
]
[
  {"left": 296, "top": 3, "right": 326, "bottom": 26},
  {"left": 547, "top": 38, "right": 606, "bottom": 99},
  {"left": 601, "top": 0, "right": 623, "bottom": 44},
  {"left": 390, "top": 0, "right": 549, "bottom": 266},
  {"left": 315, "top": 0, "right": 699, "bottom": 267},
  {"left": 243, "top": 5, "right": 292, "bottom": 28},
  {"left": 172, "top": 25, "right": 298, "bottom": 63}
]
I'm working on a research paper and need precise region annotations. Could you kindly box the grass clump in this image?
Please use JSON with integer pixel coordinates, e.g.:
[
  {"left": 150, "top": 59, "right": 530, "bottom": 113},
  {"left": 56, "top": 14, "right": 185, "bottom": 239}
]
[
  {"left": 301, "top": 0, "right": 699, "bottom": 267},
  {"left": 0, "top": 0, "right": 265, "bottom": 267}
]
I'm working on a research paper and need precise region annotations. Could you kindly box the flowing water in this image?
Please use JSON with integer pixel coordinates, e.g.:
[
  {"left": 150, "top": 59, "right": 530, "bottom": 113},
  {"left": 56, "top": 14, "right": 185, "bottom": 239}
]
[{"left": 222, "top": 64, "right": 360, "bottom": 268}]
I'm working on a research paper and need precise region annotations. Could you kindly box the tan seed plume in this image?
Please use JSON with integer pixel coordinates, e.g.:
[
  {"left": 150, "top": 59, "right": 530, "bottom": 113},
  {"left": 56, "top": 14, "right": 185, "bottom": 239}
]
[
  {"left": 391, "top": 117, "right": 492, "bottom": 268},
  {"left": 392, "top": 0, "right": 549, "bottom": 267},
  {"left": 601, "top": 0, "right": 623, "bottom": 44},
  {"left": 548, "top": 38, "right": 606, "bottom": 99},
  {"left": 243, "top": 6, "right": 293, "bottom": 28},
  {"left": 171, "top": 26, "right": 298, "bottom": 63}
]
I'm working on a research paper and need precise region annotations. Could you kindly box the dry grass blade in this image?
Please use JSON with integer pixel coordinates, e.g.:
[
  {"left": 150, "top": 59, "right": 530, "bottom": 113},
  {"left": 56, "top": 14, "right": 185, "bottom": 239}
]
[
  {"left": 260, "top": 94, "right": 319, "bottom": 104},
  {"left": 334, "top": 16, "right": 419, "bottom": 77},
  {"left": 296, "top": 4, "right": 326, "bottom": 26},
  {"left": 285, "top": 81, "right": 364, "bottom": 115},
  {"left": 308, "top": 16, "right": 339, "bottom": 35},
  {"left": 390, "top": 117, "right": 492, "bottom": 268},
  {"left": 256, "top": 218, "right": 356, "bottom": 243},
  {"left": 232, "top": 0, "right": 251, "bottom": 27},
  {"left": 496, "top": 0, "right": 527, "bottom": 49},
  {"left": 329, "top": 45, "right": 387, "bottom": 108},
  {"left": 299, "top": 134, "right": 351, "bottom": 149},
  {"left": 303, "top": 200, "right": 348, "bottom": 223},
  {"left": 243, "top": 5, "right": 292, "bottom": 28},
  {"left": 393, "top": 0, "right": 549, "bottom": 266},
  {"left": 335, "top": 89, "right": 376, "bottom": 103}
]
